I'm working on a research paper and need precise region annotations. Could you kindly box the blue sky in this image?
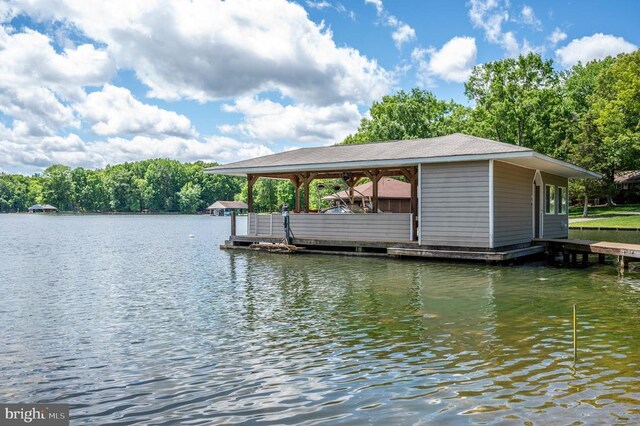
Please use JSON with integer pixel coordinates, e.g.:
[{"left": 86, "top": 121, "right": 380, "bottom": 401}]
[{"left": 0, "top": 0, "right": 638, "bottom": 173}]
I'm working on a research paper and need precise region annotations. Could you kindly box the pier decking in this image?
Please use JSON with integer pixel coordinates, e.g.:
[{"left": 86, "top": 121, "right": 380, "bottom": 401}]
[{"left": 534, "top": 238, "right": 640, "bottom": 269}]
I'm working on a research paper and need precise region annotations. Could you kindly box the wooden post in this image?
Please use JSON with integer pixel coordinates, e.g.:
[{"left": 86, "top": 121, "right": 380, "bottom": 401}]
[
  {"left": 364, "top": 169, "right": 382, "bottom": 213},
  {"left": 581, "top": 253, "right": 588, "bottom": 267},
  {"left": 598, "top": 254, "right": 605, "bottom": 264},
  {"left": 230, "top": 209, "right": 236, "bottom": 236},
  {"left": 563, "top": 251, "right": 570, "bottom": 267},
  {"left": 290, "top": 175, "right": 301, "bottom": 211},
  {"left": 247, "top": 174, "right": 257, "bottom": 213},
  {"left": 619, "top": 256, "right": 629, "bottom": 270},
  {"left": 571, "top": 252, "right": 577, "bottom": 266}
]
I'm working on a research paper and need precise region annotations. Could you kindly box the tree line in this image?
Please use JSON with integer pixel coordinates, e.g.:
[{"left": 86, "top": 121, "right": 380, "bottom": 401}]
[
  {"left": 0, "top": 159, "right": 243, "bottom": 213},
  {"left": 344, "top": 50, "right": 640, "bottom": 208},
  {"left": 2, "top": 51, "right": 638, "bottom": 214},
  {"left": 246, "top": 50, "right": 640, "bottom": 213}
]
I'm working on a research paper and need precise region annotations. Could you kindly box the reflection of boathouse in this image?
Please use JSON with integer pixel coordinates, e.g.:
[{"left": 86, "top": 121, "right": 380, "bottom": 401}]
[{"left": 207, "top": 134, "right": 599, "bottom": 261}]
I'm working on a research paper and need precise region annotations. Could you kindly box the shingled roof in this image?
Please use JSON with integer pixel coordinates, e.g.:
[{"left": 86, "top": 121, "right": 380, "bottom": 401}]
[{"left": 206, "top": 133, "right": 599, "bottom": 179}]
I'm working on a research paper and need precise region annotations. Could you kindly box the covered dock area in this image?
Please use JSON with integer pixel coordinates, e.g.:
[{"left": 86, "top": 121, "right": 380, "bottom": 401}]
[{"left": 206, "top": 134, "right": 601, "bottom": 263}]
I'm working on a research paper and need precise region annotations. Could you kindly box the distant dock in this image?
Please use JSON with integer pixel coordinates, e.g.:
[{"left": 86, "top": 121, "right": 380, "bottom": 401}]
[{"left": 534, "top": 238, "right": 640, "bottom": 270}]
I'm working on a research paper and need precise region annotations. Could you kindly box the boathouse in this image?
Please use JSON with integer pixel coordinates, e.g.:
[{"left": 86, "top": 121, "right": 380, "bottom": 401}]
[
  {"left": 206, "top": 134, "right": 600, "bottom": 260},
  {"left": 27, "top": 204, "right": 58, "bottom": 213},
  {"left": 207, "top": 200, "right": 248, "bottom": 216}
]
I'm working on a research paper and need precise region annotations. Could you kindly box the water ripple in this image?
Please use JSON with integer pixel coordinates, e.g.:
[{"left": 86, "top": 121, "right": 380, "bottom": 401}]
[{"left": 1, "top": 215, "right": 640, "bottom": 424}]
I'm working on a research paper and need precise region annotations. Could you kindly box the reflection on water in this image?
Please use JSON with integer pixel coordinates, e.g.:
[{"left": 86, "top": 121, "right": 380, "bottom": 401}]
[{"left": 1, "top": 214, "right": 640, "bottom": 424}]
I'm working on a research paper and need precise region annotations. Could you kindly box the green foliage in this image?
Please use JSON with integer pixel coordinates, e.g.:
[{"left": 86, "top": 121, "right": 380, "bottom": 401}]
[
  {"left": 41, "top": 165, "right": 73, "bottom": 211},
  {"left": 178, "top": 182, "right": 203, "bottom": 213},
  {"left": 465, "top": 53, "right": 563, "bottom": 152},
  {"left": 0, "top": 159, "right": 242, "bottom": 213},
  {"left": 342, "top": 88, "right": 465, "bottom": 144}
]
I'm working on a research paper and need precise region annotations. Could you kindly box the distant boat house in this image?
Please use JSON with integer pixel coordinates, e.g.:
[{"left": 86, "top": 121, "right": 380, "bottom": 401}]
[
  {"left": 207, "top": 200, "right": 248, "bottom": 216},
  {"left": 206, "top": 133, "right": 600, "bottom": 260},
  {"left": 323, "top": 177, "right": 411, "bottom": 213},
  {"left": 28, "top": 204, "right": 58, "bottom": 213},
  {"left": 614, "top": 171, "right": 640, "bottom": 203}
]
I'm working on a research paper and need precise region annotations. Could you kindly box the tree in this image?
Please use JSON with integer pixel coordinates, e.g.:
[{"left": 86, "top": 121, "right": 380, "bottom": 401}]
[
  {"left": 142, "top": 159, "right": 187, "bottom": 211},
  {"left": 342, "top": 88, "right": 464, "bottom": 144},
  {"left": 465, "top": 53, "right": 563, "bottom": 153},
  {"left": 178, "top": 182, "right": 203, "bottom": 213},
  {"left": 590, "top": 49, "right": 640, "bottom": 204},
  {"left": 104, "top": 165, "right": 141, "bottom": 211},
  {"left": 561, "top": 58, "right": 613, "bottom": 215},
  {"left": 41, "top": 165, "right": 73, "bottom": 211}
]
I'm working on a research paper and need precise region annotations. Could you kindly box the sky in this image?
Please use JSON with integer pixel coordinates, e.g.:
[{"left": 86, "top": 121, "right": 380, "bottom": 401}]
[{"left": 0, "top": 0, "right": 638, "bottom": 174}]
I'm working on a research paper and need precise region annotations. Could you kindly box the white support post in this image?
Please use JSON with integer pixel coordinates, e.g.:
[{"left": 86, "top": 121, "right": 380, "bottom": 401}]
[
  {"left": 489, "top": 160, "right": 494, "bottom": 249},
  {"left": 417, "top": 163, "right": 422, "bottom": 246}
]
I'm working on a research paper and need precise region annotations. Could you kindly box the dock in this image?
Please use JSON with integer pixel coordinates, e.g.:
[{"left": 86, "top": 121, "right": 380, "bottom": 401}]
[
  {"left": 534, "top": 238, "right": 640, "bottom": 269},
  {"left": 223, "top": 235, "right": 544, "bottom": 263}
]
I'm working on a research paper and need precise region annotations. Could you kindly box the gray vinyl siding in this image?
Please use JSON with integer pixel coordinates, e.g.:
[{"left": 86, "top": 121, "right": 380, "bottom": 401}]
[
  {"left": 248, "top": 213, "right": 413, "bottom": 241},
  {"left": 420, "top": 161, "right": 490, "bottom": 248},
  {"left": 542, "top": 172, "right": 569, "bottom": 238},
  {"left": 493, "top": 161, "right": 535, "bottom": 247}
]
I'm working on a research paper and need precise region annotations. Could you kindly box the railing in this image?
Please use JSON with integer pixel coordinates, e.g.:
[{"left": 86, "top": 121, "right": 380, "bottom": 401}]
[{"left": 247, "top": 213, "right": 414, "bottom": 242}]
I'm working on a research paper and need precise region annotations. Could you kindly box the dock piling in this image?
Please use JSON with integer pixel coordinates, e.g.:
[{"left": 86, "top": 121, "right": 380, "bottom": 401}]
[
  {"left": 573, "top": 304, "right": 577, "bottom": 362},
  {"left": 230, "top": 210, "right": 237, "bottom": 237}
]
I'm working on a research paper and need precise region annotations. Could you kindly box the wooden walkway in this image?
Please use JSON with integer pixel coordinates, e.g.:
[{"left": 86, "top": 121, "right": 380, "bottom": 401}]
[
  {"left": 387, "top": 245, "right": 543, "bottom": 262},
  {"left": 534, "top": 238, "right": 640, "bottom": 269}
]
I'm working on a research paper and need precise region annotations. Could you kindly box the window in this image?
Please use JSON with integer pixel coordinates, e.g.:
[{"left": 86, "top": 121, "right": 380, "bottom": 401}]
[
  {"left": 545, "top": 185, "right": 555, "bottom": 214},
  {"left": 558, "top": 186, "right": 567, "bottom": 214}
]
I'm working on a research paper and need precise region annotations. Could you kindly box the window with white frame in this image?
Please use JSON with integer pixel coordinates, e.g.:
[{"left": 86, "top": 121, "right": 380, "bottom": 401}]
[
  {"left": 558, "top": 186, "right": 567, "bottom": 214},
  {"left": 545, "top": 185, "right": 555, "bottom": 214}
]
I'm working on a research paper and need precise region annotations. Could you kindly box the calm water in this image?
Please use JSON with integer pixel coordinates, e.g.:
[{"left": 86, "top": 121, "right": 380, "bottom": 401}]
[{"left": 1, "top": 214, "right": 640, "bottom": 424}]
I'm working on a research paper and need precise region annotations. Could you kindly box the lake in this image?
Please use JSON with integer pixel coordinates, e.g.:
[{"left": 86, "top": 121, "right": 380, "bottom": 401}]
[{"left": 1, "top": 214, "right": 640, "bottom": 424}]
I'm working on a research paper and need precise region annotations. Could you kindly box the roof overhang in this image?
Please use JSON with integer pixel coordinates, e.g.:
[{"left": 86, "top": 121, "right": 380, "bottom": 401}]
[{"left": 206, "top": 151, "right": 600, "bottom": 179}]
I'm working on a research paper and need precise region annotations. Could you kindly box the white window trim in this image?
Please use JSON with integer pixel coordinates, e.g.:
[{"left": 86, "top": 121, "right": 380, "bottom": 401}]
[
  {"left": 533, "top": 170, "right": 544, "bottom": 238},
  {"left": 558, "top": 186, "right": 567, "bottom": 214},
  {"left": 545, "top": 184, "right": 556, "bottom": 215}
]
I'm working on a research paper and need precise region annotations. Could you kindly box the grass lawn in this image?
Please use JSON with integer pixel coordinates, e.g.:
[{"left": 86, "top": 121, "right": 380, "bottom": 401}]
[
  {"left": 568, "top": 203, "right": 640, "bottom": 218},
  {"left": 570, "top": 215, "right": 640, "bottom": 228}
]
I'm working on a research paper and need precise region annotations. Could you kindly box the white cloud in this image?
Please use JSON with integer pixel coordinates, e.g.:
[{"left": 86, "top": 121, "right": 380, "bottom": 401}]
[
  {"left": 0, "top": 26, "right": 114, "bottom": 100},
  {"left": 468, "top": 0, "right": 541, "bottom": 56},
  {"left": 555, "top": 33, "right": 637, "bottom": 68},
  {"left": 413, "top": 37, "right": 477, "bottom": 86},
  {"left": 0, "top": 86, "right": 78, "bottom": 137},
  {"left": 364, "top": 0, "right": 383, "bottom": 15},
  {"left": 0, "top": 25, "right": 114, "bottom": 137},
  {"left": 364, "top": 0, "right": 416, "bottom": 50},
  {"left": 520, "top": 5, "right": 541, "bottom": 30},
  {"left": 219, "top": 97, "right": 361, "bottom": 145},
  {"left": 391, "top": 23, "right": 416, "bottom": 50},
  {"left": 80, "top": 85, "right": 196, "bottom": 137},
  {"left": 468, "top": 0, "right": 507, "bottom": 44},
  {"left": 548, "top": 28, "right": 567, "bottom": 46},
  {"left": 0, "top": 133, "right": 273, "bottom": 171},
  {"left": 12, "top": 0, "right": 390, "bottom": 105},
  {"left": 306, "top": 1, "right": 331, "bottom": 9}
]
